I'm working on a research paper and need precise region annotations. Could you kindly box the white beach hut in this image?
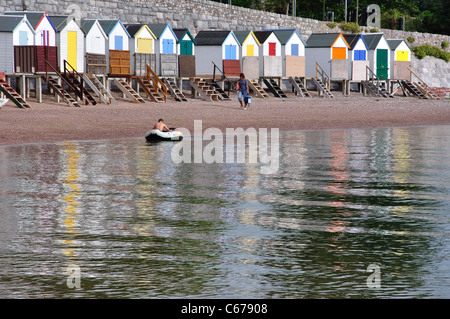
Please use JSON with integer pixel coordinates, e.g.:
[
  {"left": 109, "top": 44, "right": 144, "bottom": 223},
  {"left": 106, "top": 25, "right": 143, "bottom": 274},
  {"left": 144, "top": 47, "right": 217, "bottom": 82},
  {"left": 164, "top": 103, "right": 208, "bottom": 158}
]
[
  {"left": 271, "top": 29, "right": 307, "bottom": 77},
  {"left": 0, "top": 15, "right": 35, "bottom": 73},
  {"left": 124, "top": 24, "right": 157, "bottom": 76},
  {"left": 147, "top": 23, "right": 178, "bottom": 76},
  {"left": 5, "top": 11, "right": 56, "bottom": 46},
  {"left": 305, "top": 33, "right": 350, "bottom": 79},
  {"left": 98, "top": 19, "right": 131, "bottom": 76},
  {"left": 343, "top": 34, "right": 369, "bottom": 81},
  {"left": 233, "top": 30, "right": 260, "bottom": 79},
  {"left": 362, "top": 33, "right": 391, "bottom": 80},
  {"left": 387, "top": 39, "right": 411, "bottom": 80},
  {"left": 195, "top": 30, "right": 241, "bottom": 77},
  {"left": 48, "top": 15, "right": 85, "bottom": 72},
  {"left": 253, "top": 30, "right": 282, "bottom": 78}
]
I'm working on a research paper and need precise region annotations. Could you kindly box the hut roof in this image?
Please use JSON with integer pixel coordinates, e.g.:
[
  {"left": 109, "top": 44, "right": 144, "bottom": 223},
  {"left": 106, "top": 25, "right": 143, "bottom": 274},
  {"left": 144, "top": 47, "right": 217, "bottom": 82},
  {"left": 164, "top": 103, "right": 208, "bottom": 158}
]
[
  {"left": 253, "top": 31, "right": 277, "bottom": 43},
  {"left": 361, "top": 33, "right": 385, "bottom": 50},
  {"left": 47, "top": 15, "right": 80, "bottom": 32},
  {"left": 387, "top": 39, "right": 409, "bottom": 50},
  {"left": 343, "top": 34, "right": 368, "bottom": 50},
  {"left": 146, "top": 24, "right": 177, "bottom": 41},
  {"left": 98, "top": 19, "right": 130, "bottom": 37},
  {"left": 173, "top": 28, "right": 197, "bottom": 45},
  {"left": 195, "top": 30, "right": 238, "bottom": 46},
  {"left": 0, "top": 15, "right": 24, "bottom": 32},
  {"left": 0, "top": 15, "right": 36, "bottom": 34},
  {"left": 268, "top": 29, "right": 307, "bottom": 46},
  {"left": 305, "top": 33, "right": 350, "bottom": 48},
  {"left": 4, "top": 11, "right": 55, "bottom": 31}
]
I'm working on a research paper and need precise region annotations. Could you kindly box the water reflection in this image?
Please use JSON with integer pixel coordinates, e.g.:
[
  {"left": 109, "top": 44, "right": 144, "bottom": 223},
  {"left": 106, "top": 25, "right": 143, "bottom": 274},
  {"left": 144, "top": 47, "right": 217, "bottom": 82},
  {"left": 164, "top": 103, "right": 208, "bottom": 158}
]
[{"left": 0, "top": 126, "right": 450, "bottom": 298}]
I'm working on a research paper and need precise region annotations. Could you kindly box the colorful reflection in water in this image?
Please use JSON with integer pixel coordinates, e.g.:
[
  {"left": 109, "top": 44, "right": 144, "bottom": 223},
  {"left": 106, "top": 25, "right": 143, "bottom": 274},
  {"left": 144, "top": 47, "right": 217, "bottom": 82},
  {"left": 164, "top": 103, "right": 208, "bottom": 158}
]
[{"left": 1, "top": 126, "right": 450, "bottom": 298}]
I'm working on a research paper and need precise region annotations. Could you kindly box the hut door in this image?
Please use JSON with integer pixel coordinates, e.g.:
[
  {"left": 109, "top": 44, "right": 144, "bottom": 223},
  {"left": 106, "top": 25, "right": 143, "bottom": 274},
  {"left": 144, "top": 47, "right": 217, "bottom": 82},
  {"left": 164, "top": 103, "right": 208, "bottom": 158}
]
[
  {"left": 19, "top": 31, "right": 28, "bottom": 45},
  {"left": 396, "top": 50, "right": 409, "bottom": 61},
  {"left": 137, "top": 38, "right": 153, "bottom": 54},
  {"left": 268, "top": 42, "right": 276, "bottom": 56},
  {"left": 67, "top": 31, "right": 77, "bottom": 70},
  {"left": 376, "top": 49, "right": 388, "bottom": 79},
  {"left": 291, "top": 44, "right": 299, "bottom": 56},
  {"left": 180, "top": 40, "right": 192, "bottom": 55},
  {"left": 225, "top": 45, "right": 236, "bottom": 59},
  {"left": 246, "top": 44, "right": 254, "bottom": 57},
  {"left": 332, "top": 47, "right": 346, "bottom": 59},
  {"left": 162, "top": 39, "right": 174, "bottom": 54},
  {"left": 115, "top": 36, "right": 123, "bottom": 50}
]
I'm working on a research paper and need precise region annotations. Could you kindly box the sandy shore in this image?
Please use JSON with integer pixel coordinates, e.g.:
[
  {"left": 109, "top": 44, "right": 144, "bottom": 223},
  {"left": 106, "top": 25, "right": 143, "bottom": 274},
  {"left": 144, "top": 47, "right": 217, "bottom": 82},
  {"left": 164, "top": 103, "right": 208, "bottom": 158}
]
[{"left": 0, "top": 91, "right": 449, "bottom": 146}]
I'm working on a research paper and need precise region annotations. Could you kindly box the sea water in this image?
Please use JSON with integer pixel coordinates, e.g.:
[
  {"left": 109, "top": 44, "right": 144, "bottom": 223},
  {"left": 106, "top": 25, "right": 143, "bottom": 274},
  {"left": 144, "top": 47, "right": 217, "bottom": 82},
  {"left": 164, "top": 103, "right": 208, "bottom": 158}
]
[{"left": 0, "top": 126, "right": 449, "bottom": 298}]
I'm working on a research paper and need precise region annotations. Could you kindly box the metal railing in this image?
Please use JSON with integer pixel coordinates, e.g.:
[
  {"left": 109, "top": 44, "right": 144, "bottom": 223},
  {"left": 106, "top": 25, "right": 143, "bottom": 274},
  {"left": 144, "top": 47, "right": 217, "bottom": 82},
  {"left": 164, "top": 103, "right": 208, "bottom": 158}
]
[
  {"left": 64, "top": 60, "right": 84, "bottom": 101},
  {"left": 365, "top": 65, "right": 381, "bottom": 95},
  {"left": 212, "top": 61, "right": 232, "bottom": 95}
]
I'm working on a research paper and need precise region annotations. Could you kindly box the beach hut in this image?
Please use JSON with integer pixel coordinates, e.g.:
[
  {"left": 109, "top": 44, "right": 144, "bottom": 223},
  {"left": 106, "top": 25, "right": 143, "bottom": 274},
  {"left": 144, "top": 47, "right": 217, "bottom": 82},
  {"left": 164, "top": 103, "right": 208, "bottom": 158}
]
[
  {"left": 0, "top": 15, "right": 35, "bottom": 74},
  {"left": 124, "top": 24, "right": 157, "bottom": 76},
  {"left": 48, "top": 15, "right": 85, "bottom": 72},
  {"left": 147, "top": 23, "right": 178, "bottom": 76},
  {"left": 5, "top": 11, "right": 56, "bottom": 46},
  {"left": 80, "top": 19, "right": 108, "bottom": 74},
  {"left": 387, "top": 39, "right": 411, "bottom": 80},
  {"left": 195, "top": 30, "right": 241, "bottom": 77},
  {"left": 233, "top": 30, "right": 260, "bottom": 79},
  {"left": 98, "top": 19, "right": 131, "bottom": 76},
  {"left": 343, "top": 34, "right": 369, "bottom": 81},
  {"left": 253, "top": 30, "right": 282, "bottom": 78},
  {"left": 173, "top": 28, "right": 196, "bottom": 77},
  {"left": 362, "top": 33, "right": 391, "bottom": 80},
  {"left": 305, "top": 33, "right": 350, "bottom": 79},
  {"left": 270, "top": 29, "right": 307, "bottom": 77}
]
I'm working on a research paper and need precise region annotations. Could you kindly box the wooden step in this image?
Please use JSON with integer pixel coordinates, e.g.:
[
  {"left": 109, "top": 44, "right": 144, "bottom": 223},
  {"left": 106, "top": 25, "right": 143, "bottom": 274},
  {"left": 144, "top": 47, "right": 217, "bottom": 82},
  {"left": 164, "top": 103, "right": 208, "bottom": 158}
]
[
  {"left": 189, "top": 77, "right": 220, "bottom": 102},
  {"left": 313, "top": 77, "right": 334, "bottom": 98},
  {"left": 0, "top": 79, "right": 31, "bottom": 108},
  {"left": 288, "top": 76, "right": 311, "bottom": 98},
  {"left": 248, "top": 79, "right": 269, "bottom": 99},
  {"left": 43, "top": 76, "right": 80, "bottom": 107},
  {"left": 113, "top": 79, "right": 145, "bottom": 103}
]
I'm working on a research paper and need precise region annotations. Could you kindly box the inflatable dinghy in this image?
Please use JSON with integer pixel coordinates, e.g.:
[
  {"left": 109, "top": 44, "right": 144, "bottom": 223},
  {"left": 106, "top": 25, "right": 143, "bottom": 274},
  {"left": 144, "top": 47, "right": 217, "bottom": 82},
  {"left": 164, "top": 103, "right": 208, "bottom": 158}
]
[{"left": 145, "top": 129, "right": 183, "bottom": 142}]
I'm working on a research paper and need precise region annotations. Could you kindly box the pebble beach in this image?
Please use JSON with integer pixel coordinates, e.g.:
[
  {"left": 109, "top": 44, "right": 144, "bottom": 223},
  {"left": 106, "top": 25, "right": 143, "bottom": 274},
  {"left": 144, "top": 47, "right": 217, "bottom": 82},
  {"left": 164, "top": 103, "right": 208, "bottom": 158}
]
[{"left": 1, "top": 92, "right": 449, "bottom": 146}]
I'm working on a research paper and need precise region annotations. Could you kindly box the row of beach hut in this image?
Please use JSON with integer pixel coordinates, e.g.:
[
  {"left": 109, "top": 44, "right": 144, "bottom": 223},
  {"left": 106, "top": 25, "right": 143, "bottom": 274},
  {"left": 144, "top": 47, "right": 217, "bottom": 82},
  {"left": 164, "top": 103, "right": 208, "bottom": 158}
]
[
  {"left": 0, "top": 11, "right": 412, "bottom": 81},
  {"left": 1, "top": 11, "right": 424, "bottom": 107}
]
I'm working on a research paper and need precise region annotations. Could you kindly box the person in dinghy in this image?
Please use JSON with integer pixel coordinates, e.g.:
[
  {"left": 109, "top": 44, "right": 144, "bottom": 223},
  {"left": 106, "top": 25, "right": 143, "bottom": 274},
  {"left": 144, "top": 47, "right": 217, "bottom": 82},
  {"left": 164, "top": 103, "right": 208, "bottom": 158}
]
[{"left": 145, "top": 119, "right": 183, "bottom": 142}]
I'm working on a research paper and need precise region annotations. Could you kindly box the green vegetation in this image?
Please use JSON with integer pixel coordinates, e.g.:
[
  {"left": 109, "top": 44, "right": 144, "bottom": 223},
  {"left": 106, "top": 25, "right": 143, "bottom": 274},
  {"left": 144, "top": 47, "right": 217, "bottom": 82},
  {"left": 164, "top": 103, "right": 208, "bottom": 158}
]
[
  {"left": 326, "top": 22, "right": 337, "bottom": 29},
  {"left": 407, "top": 36, "right": 415, "bottom": 43},
  {"left": 412, "top": 44, "right": 450, "bottom": 62},
  {"left": 212, "top": 0, "right": 449, "bottom": 35},
  {"left": 441, "top": 41, "right": 449, "bottom": 50},
  {"left": 339, "top": 22, "right": 360, "bottom": 34}
]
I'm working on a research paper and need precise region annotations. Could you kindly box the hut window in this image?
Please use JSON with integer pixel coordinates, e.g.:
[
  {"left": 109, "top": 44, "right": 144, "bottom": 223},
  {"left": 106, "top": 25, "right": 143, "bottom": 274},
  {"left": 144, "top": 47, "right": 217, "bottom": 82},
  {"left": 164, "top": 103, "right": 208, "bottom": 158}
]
[
  {"left": 19, "top": 31, "right": 28, "bottom": 45},
  {"left": 115, "top": 36, "right": 123, "bottom": 50},
  {"left": 269, "top": 42, "right": 276, "bottom": 56},
  {"left": 162, "top": 39, "right": 174, "bottom": 54},
  {"left": 291, "top": 44, "right": 299, "bottom": 56},
  {"left": 354, "top": 50, "right": 366, "bottom": 60}
]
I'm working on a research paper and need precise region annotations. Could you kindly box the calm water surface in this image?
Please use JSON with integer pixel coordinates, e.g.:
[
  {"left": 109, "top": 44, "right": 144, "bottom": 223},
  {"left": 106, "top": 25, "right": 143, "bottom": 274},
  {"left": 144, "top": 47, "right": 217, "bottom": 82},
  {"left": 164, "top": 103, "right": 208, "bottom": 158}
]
[{"left": 1, "top": 126, "right": 450, "bottom": 298}]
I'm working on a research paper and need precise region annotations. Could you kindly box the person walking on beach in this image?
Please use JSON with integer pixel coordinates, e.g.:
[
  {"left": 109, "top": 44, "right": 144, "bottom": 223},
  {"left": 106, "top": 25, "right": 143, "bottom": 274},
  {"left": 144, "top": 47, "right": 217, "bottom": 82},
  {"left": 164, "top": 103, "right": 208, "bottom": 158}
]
[{"left": 237, "top": 73, "right": 249, "bottom": 110}]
